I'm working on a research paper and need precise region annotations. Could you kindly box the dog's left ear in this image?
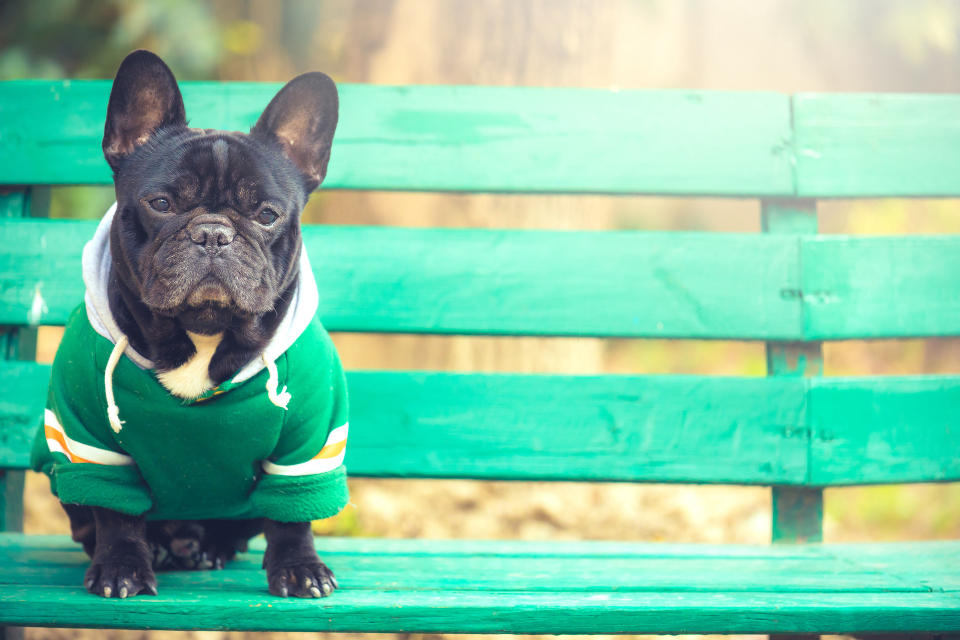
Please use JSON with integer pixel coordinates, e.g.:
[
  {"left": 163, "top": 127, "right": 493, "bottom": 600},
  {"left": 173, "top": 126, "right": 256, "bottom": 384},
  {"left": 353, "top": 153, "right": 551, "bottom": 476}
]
[{"left": 252, "top": 72, "right": 339, "bottom": 192}]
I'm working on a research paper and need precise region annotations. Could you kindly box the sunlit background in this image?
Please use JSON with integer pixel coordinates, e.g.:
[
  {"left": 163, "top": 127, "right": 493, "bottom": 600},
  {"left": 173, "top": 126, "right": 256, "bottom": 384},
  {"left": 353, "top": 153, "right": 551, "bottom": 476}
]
[{"left": 3, "top": 1, "right": 959, "bottom": 639}]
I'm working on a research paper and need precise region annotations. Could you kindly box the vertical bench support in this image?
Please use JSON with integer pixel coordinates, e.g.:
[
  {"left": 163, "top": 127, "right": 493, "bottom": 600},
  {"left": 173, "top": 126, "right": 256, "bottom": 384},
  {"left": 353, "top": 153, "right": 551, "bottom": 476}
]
[
  {"left": 762, "top": 198, "right": 823, "bottom": 544},
  {"left": 1, "top": 188, "right": 42, "bottom": 640},
  {"left": 763, "top": 199, "right": 822, "bottom": 640}
]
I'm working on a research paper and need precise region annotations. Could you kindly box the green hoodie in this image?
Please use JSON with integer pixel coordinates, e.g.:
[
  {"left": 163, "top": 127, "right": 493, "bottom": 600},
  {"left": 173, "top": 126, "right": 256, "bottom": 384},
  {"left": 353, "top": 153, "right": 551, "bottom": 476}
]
[{"left": 30, "top": 204, "right": 349, "bottom": 523}]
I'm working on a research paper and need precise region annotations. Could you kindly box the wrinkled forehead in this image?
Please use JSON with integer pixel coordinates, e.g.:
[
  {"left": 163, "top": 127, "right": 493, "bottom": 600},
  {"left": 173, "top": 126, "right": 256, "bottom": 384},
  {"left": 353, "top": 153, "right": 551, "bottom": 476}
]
[{"left": 147, "top": 132, "right": 291, "bottom": 210}]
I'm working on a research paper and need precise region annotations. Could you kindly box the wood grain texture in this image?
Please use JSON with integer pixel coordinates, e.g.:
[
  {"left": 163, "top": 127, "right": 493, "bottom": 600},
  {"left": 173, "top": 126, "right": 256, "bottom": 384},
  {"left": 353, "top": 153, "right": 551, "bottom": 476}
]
[
  {"left": 0, "top": 362, "right": 809, "bottom": 484},
  {"left": 794, "top": 93, "right": 960, "bottom": 197},
  {"left": 809, "top": 376, "right": 960, "bottom": 485},
  {"left": 0, "top": 189, "right": 36, "bottom": 537},
  {"left": 3, "top": 361, "right": 959, "bottom": 486},
  {"left": 345, "top": 371, "right": 808, "bottom": 483},
  {"left": 0, "top": 219, "right": 802, "bottom": 338},
  {"left": 3, "top": 219, "right": 960, "bottom": 340},
  {"left": 763, "top": 200, "right": 824, "bottom": 546},
  {"left": 0, "top": 81, "right": 794, "bottom": 195},
  {"left": 8, "top": 82, "right": 960, "bottom": 197},
  {"left": 0, "top": 534, "right": 958, "bottom": 633},
  {"left": 802, "top": 235, "right": 960, "bottom": 339}
]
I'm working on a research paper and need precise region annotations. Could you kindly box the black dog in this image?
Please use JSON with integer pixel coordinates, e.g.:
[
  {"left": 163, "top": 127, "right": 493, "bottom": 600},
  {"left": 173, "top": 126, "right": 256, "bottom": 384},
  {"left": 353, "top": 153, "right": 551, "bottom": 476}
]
[{"left": 34, "top": 50, "right": 349, "bottom": 599}]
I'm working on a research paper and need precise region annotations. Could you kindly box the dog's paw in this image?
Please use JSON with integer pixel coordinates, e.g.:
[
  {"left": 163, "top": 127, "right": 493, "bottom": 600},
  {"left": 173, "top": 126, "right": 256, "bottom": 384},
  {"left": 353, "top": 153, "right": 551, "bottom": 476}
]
[
  {"left": 85, "top": 541, "right": 158, "bottom": 598},
  {"left": 196, "top": 543, "right": 237, "bottom": 570},
  {"left": 267, "top": 561, "right": 338, "bottom": 598}
]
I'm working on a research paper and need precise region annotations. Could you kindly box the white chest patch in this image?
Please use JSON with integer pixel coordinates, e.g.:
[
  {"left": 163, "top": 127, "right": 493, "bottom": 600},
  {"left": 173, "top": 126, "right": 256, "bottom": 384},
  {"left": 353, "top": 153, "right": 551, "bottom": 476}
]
[{"left": 156, "top": 332, "right": 223, "bottom": 399}]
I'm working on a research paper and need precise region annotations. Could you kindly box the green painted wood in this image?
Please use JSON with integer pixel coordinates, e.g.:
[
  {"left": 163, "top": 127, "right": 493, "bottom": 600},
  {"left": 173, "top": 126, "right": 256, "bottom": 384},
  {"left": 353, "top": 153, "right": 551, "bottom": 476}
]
[
  {"left": 0, "top": 538, "right": 946, "bottom": 594},
  {"left": 4, "top": 219, "right": 960, "bottom": 340},
  {"left": 761, "top": 198, "right": 819, "bottom": 235},
  {"left": 772, "top": 487, "right": 824, "bottom": 544},
  {"left": 0, "top": 533, "right": 824, "bottom": 557},
  {"left": 0, "top": 361, "right": 47, "bottom": 471},
  {"left": 763, "top": 199, "right": 824, "bottom": 548},
  {"left": 0, "top": 472, "right": 24, "bottom": 534},
  {"left": 345, "top": 371, "right": 808, "bottom": 483},
  {"left": 802, "top": 235, "right": 960, "bottom": 339},
  {"left": 4, "top": 584, "right": 958, "bottom": 634},
  {"left": 0, "top": 219, "right": 803, "bottom": 338},
  {"left": 809, "top": 376, "right": 960, "bottom": 486},
  {"left": 0, "top": 361, "right": 810, "bottom": 484},
  {"left": 4, "top": 360, "right": 960, "bottom": 486},
  {"left": 11, "top": 82, "right": 960, "bottom": 198},
  {"left": 794, "top": 93, "right": 960, "bottom": 197},
  {"left": 0, "top": 81, "right": 795, "bottom": 195},
  {"left": 0, "top": 534, "right": 958, "bottom": 633},
  {"left": 0, "top": 191, "right": 30, "bottom": 219},
  {"left": 0, "top": 190, "right": 36, "bottom": 537}
]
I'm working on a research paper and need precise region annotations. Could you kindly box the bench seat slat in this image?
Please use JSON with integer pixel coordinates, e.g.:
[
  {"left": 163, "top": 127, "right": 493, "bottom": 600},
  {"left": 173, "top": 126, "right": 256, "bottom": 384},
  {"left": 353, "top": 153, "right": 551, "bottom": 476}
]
[
  {"left": 3, "top": 361, "right": 959, "bottom": 486},
  {"left": 0, "top": 534, "right": 958, "bottom": 634},
  {"left": 0, "top": 81, "right": 794, "bottom": 195},
  {"left": 3, "top": 219, "right": 960, "bottom": 339}
]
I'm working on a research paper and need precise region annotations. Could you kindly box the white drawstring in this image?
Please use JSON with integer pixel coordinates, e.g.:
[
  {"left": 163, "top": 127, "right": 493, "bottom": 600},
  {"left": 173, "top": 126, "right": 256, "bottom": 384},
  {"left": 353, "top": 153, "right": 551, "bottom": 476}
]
[
  {"left": 106, "top": 338, "right": 289, "bottom": 427},
  {"left": 262, "top": 354, "right": 291, "bottom": 410},
  {"left": 105, "top": 335, "right": 129, "bottom": 433}
]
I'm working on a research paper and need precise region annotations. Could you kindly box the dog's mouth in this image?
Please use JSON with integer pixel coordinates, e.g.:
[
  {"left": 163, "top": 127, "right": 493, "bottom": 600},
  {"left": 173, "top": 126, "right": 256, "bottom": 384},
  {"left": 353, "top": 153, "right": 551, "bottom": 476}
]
[
  {"left": 141, "top": 236, "right": 277, "bottom": 319},
  {"left": 185, "top": 276, "right": 234, "bottom": 308}
]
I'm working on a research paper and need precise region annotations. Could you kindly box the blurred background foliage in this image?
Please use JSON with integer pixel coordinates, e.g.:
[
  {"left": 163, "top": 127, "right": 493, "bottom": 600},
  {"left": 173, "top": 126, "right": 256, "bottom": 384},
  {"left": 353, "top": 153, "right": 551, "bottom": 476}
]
[{"left": 4, "top": 0, "right": 959, "bottom": 574}]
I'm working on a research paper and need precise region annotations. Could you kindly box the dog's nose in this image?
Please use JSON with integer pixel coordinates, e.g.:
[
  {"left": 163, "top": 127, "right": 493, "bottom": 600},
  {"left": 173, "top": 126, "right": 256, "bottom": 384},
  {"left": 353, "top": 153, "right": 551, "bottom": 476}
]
[{"left": 188, "top": 218, "right": 236, "bottom": 248}]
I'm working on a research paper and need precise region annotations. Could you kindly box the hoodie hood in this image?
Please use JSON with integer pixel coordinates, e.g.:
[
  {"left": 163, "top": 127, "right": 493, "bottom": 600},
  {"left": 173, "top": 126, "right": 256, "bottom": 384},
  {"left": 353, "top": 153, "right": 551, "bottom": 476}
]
[{"left": 83, "top": 203, "right": 320, "bottom": 385}]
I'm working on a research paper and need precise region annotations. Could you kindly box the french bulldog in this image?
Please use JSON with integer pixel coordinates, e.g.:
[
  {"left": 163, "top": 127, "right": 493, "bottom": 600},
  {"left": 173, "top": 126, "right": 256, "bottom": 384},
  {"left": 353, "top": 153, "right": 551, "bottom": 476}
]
[{"left": 42, "top": 49, "right": 346, "bottom": 599}]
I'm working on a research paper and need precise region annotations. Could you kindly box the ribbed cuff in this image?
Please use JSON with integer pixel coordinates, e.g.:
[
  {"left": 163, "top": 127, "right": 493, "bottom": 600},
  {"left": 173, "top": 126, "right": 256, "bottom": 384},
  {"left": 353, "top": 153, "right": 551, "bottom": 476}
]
[
  {"left": 54, "top": 463, "right": 153, "bottom": 516},
  {"left": 251, "top": 466, "right": 349, "bottom": 522}
]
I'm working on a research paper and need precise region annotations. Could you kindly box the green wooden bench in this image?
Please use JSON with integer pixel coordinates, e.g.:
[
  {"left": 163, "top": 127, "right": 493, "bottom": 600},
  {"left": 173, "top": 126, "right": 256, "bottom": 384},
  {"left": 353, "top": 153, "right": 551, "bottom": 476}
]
[{"left": 1, "top": 80, "right": 959, "bottom": 638}]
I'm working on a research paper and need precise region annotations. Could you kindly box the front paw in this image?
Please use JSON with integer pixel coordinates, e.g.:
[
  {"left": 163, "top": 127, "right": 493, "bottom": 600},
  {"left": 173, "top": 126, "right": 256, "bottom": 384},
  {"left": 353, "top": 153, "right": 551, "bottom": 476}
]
[
  {"left": 85, "top": 540, "right": 158, "bottom": 598},
  {"left": 267, "top": 561, "right": 338, "bottom": 598}
]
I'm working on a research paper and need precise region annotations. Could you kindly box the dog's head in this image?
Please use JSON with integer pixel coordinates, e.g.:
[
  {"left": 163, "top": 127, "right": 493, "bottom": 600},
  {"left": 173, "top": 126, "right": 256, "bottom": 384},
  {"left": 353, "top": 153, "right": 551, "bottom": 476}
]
[{"left": 102, "top": 50, "right": 337, "bottom": 376}]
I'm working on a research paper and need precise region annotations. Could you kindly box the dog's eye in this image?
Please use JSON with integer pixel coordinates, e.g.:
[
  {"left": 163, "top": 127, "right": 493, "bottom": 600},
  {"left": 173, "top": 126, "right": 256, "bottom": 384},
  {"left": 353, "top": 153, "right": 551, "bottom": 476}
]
[
  {"left": 256, "top": 208, "right": 279, "bottom": 226},
  {"left": 149, "top": 198, "right": 171, "bottom": 213}
]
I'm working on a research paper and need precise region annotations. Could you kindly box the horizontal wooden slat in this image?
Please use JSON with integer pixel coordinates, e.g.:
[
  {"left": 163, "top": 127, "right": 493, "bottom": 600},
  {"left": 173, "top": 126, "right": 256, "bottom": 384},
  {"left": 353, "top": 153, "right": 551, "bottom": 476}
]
[
  {"left": 346, "top": 371, "right": 808, "bottom": 483},
  {"left": 1, "top": 534, "right": 959, "bottom": 633},
  {"left": 4, "top": 219, "right": 960, "bottom": 339},
  {"left": 0, "top": 362, "right": 809, "bottom": 484},
  {"left": 802, "top": 235, "right": 960, "bottom": 338},
  {"left": 0, "top": 80, "right": 794, "bottom": 195},
  {"left": 6, "top": 82, "right": 960, "bottom": 197},
  {"left": 795, "top": 93, "right": 960, "bottom": 197},
  {"left": 0, "top": 219, "right": 802, "bottom": 338},
  {"left": 809, "top": 376, "right": 960, "bottom": 485},
  {"left": 3, "top": 360, "right": 959, "bottom": 485}
]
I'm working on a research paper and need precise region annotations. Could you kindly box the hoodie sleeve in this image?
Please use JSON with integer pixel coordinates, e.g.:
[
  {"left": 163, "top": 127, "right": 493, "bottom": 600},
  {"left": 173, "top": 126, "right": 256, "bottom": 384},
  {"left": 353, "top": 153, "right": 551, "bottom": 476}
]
[
  {"left": 30, "top": 305, "right": 153, "bottom": 516},
  {"left": 250, "top": 322, "right": 350, "bottom": 522}
]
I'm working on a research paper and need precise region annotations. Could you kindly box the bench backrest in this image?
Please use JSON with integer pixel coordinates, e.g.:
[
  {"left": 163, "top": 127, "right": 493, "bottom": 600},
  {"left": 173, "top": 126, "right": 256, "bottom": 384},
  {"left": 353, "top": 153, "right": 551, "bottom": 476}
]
[{"left": 1, "top": 81, "right": 959, "bottom": 541}]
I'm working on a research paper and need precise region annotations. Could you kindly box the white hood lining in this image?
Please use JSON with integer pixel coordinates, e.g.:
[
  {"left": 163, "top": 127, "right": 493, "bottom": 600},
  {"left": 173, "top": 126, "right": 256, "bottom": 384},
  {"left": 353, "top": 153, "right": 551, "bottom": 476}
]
[{"left": 82, "top": 203, "right": 320, "bottom": 384}]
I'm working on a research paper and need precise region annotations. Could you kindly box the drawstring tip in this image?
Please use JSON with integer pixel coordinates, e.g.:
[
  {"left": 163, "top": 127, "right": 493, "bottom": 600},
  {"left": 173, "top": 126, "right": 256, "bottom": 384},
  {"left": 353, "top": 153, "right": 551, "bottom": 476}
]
[
  {"left": 261, "top": 353, "right": 292, "bottom": 410},
  {"left": 269, "top": 385, "right": 292, "bottom": 410},
  {"left": 108, "top": 406, "right": 124, "bottom": 433},
  {"left": 104, "top": 335, "right": 129, "bottom": 433}
]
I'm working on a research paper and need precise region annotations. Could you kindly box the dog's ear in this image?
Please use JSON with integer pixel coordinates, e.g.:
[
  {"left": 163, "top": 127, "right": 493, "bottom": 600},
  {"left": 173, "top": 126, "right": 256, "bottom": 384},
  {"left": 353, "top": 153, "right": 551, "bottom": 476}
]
[
  {"left": 251, "top": 72, "right": 339, "bottom": 192},
  {"left": 103, "top": 50, "right": 187, "bottom": 172}
]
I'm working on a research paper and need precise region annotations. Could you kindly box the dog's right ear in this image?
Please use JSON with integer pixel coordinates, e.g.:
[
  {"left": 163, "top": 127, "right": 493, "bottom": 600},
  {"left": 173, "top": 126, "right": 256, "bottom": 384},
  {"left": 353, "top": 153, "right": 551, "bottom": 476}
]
[{"left": 103, "top": 50, "right": 186, "bottom": 172}]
